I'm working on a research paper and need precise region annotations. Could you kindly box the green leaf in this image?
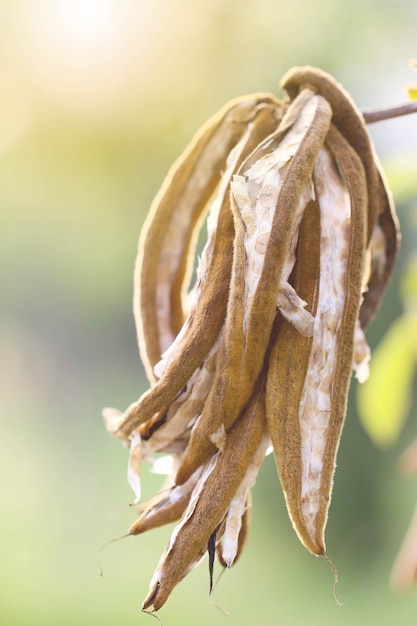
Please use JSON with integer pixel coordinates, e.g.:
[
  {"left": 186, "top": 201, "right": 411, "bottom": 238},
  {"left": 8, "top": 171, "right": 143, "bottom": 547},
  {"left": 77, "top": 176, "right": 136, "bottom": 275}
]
[
  {"left": 400, "top": 253, "right": 417, "bottom": 310},
  {"left": 357, "top": 315, "right": 417, "bottom": 448}
]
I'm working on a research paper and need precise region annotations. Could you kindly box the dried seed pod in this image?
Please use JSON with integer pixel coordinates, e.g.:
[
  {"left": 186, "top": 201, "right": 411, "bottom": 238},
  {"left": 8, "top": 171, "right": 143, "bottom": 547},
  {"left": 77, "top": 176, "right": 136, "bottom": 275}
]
[
  {"left": 103, "top": 66, "right": 400, "bottom": 613},
  {"left": 280, "top": 66, "right": 400, "bottom": 326},
  {"left": 266, "top": 199, "right": 322, "bottom": 554},
  {"left": 129, "top": 470, "right": 201, "bottom": 535}
]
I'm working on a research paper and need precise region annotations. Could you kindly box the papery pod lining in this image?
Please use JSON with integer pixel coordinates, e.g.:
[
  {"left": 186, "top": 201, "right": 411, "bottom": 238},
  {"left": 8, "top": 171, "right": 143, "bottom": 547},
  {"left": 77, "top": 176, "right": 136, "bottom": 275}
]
[{"left": 216, "top": 494, "right": 251, "bottom": 568}]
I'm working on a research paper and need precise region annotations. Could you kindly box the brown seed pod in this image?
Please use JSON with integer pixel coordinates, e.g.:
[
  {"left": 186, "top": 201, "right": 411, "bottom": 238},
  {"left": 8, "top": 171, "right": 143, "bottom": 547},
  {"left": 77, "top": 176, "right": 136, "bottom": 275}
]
[
  {"left": 103, "top": 66, "right": 400, "bottom": 613},
  {"left": 280, "top": 66, "right": 400, "bottom": 326}
]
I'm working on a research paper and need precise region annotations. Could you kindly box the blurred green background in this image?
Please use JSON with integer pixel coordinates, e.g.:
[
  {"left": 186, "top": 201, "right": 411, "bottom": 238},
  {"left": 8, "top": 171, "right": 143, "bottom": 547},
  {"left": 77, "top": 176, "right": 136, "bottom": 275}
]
[{"left": 2, "top": 0, "right": 417, "bottom": 624}]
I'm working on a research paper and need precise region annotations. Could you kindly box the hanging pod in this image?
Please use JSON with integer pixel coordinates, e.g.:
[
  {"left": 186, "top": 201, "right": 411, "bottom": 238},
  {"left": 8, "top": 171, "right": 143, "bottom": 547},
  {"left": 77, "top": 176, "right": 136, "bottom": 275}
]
[{"left": 103, "top": 66, "right": 400, "bottom": 612}]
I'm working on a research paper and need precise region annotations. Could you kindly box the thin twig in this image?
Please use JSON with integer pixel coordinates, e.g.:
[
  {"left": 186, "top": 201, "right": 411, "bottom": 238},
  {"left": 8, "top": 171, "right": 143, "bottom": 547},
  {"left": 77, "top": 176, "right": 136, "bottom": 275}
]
[{"left": 362, "top": 101, "right": 417, "bottom": 124}]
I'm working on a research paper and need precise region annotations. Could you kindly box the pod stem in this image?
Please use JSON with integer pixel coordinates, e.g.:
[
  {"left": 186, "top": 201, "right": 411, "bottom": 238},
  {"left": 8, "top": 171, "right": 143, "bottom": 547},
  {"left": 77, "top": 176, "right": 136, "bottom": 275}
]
[{"left": 362, "top": 100, "right": 417, "bottom": 124}]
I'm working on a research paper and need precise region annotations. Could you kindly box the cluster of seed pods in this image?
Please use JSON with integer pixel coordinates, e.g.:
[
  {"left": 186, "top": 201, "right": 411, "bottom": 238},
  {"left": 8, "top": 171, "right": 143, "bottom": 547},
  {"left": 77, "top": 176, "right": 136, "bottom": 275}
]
[{"left": 103, "top": 66, "right": 399, "bottom": 612}]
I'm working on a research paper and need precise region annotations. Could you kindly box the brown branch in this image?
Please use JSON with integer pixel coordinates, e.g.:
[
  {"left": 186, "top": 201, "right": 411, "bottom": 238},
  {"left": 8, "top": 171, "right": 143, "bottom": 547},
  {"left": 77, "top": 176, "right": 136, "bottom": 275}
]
[{"left": 362, "top": 101, "right": 417, "bottom": 124}]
